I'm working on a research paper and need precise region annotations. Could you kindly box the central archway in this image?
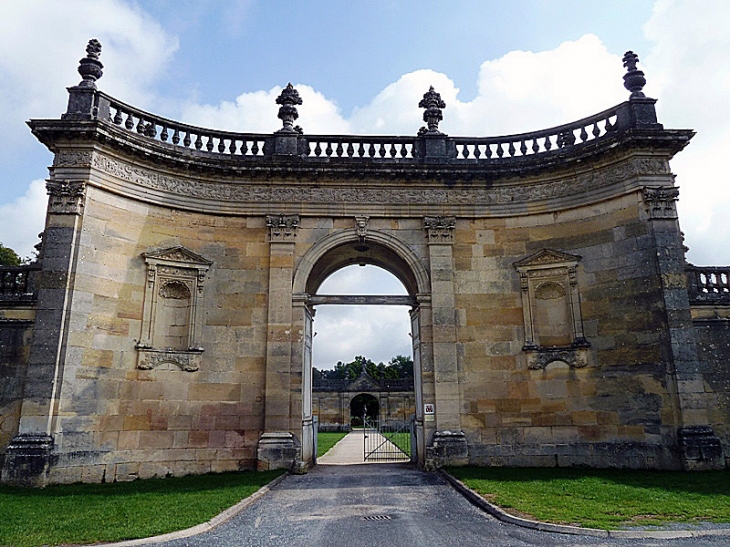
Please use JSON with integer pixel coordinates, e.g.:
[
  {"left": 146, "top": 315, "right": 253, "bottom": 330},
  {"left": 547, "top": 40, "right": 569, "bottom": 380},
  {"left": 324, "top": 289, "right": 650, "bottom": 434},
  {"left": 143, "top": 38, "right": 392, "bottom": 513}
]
[{"left": 292, "top": 228, "right": 431, "bottom": 467}]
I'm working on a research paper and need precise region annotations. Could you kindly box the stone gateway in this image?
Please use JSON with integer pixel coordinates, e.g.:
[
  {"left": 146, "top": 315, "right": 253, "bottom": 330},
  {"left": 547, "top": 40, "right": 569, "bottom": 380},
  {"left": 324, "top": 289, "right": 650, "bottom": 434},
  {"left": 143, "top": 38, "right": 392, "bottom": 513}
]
[{"left": 1, "top": 42, "right": 728, "bottom": 485}]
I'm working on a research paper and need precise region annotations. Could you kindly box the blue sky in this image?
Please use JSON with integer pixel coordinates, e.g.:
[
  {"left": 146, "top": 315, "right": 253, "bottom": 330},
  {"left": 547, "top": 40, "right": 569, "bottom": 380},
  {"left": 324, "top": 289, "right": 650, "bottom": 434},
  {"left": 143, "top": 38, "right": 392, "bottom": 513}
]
[{"left": 0, "top": 0, "right": 728, "bottom": 368}]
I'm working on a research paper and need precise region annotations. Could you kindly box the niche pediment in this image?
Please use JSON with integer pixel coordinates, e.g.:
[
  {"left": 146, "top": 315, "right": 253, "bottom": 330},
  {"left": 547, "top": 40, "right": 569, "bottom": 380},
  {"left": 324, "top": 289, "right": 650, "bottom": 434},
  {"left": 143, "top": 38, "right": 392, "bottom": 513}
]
[
  {"left": 513, "top": 248, "right": 581, "bottom": 269},
  {"left": 143, "top": 246, "right": 213, "bottom": 267}
]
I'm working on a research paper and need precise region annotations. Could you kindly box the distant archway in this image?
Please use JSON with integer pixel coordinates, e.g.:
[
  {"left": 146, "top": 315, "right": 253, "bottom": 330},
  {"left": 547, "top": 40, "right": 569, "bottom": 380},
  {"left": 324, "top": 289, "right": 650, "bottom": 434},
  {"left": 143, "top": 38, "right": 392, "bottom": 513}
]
[{"left": 350, "top": 393, "right": 379, "bottom": 426}]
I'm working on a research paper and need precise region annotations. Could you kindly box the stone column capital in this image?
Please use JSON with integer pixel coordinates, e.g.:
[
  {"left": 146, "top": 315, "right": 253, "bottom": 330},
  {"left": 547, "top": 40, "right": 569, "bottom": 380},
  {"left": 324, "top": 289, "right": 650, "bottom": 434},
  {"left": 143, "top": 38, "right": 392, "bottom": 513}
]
[
  {"left": 424, "top": 216, "right": 456, "bottom": 244},
  {"left": 266, "top": 214, "right": 300, "bottom": 242}
]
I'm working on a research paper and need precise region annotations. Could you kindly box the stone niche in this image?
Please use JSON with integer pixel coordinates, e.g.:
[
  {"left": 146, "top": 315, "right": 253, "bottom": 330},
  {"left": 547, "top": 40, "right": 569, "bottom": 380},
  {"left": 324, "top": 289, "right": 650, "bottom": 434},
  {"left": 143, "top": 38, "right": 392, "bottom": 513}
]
[
  {"left": 136, "top": 246, "right": 212, "bottom": 372},
  {"left": 514, "top": 249, "right": 590, "bottom": 370}
]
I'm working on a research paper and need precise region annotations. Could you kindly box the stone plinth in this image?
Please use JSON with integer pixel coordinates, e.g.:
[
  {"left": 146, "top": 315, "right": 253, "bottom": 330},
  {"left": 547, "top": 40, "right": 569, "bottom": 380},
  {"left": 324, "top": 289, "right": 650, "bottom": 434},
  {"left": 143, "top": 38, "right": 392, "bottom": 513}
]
[{"left": 257, "top": 432, "right": 301, "bottom": 471}]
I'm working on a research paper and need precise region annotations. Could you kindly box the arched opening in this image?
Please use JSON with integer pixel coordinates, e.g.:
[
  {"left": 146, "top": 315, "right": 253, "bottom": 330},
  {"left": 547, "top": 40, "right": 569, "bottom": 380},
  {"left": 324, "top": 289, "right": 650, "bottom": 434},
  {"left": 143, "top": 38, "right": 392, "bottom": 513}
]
[
  {"left": 350, "top": 393, "right": 379, "bottom": 427},
  {"left": 294, "top": 230, "right": 430, "bottom": 466}
]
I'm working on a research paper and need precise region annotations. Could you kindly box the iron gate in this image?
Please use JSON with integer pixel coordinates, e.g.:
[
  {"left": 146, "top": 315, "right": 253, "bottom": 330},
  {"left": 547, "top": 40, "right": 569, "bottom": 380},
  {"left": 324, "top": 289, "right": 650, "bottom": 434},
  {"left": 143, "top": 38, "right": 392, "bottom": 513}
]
[{"left": 363, "top": 417, "right": 414, "bottom": 462}]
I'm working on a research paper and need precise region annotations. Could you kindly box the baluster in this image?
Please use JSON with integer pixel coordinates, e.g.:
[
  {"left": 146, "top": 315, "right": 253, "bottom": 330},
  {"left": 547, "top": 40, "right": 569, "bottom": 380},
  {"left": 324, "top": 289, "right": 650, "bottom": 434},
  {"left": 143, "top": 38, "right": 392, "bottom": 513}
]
[
  {"left": 378, "top": 143, "right": 386, "bottom": 158},
  {"left": 172, "top": 128, "right": 180, "bottom": 145},
  {"left": 475, "top": 144, "right": 482, "bottom": 159},
  {"left": 592, "top": 122, "right": 600, "bottom": 138},
  {"left": 347, "top": 142, "right": 355, "bottom": 157},
  {"left": 229, "top": 139, "right": 237, "bottom": 154},
  {"left": 240, "top": 139, "right": 249, "bottom": 155},
  {"left": 544, "top": 136, "right": 552, "bottom": 151},
  {"left": 358, "top": 142, "right": 365, "bottom": 157},
  {"left": 125, "top": 113, "right": 134, "bottom": 130},
  {"left": 314, "top": 141, "right": 322, "bottom": 157},
  {"left": 389, "top": 143, "right": 397, "bottom": 157},
  {"left": 194, "top": 134, "right": 203, "bottom": 150},
  {"left": 336, "top": 142, "right": 344, "bottom": 157},
  {"left": 218, "top": 138, "right": 226, "bottom": 153},
  {"left": 400, "top": 143, "right": 408, "bottom": 158},
  {"left": 496, "top": 143, "right": 504, "bottom": 158},
  {"left": 206, "top": 136, "right": 214, "bottom": 152},
  {"left": 368, "top": 143, "right": 376, "bottom": 157},
  {"left": 113, "top": 108, "right": 123, "bottom": 125},
  {"left": 532, "top": 139, "right": 539, "bottom": 153},
  {"left": 325, "top": 142, "right": 333, "bottom": 157},
  {"left": 461, "top": 144, "right": 470, "bottom": 159},
  {"left": 136, "top": 118, "right": 145, "bottom": 134},
  {"left": 485, "top": 144, "right": 493, "bottom": 159},
  {"left": 579, "top": 126, "right": 588, "bottom": 143},
  {"left": 520, "top": 140, "right": 527, "bottom": 155},
  {"left": 251, "top": 140, "right": 260, "bottom": 155},
  {"left": 160, "top": 126, "right": 169, "bottom": 141},
  {"left": 508, "top": 142, "right": 516, "bottom": 157},
  {"left": 605, "top": 117, "right": 615, "bottom": 132},
  {"left": 183, "top": 132, "right": 191, "bottom": 147}
]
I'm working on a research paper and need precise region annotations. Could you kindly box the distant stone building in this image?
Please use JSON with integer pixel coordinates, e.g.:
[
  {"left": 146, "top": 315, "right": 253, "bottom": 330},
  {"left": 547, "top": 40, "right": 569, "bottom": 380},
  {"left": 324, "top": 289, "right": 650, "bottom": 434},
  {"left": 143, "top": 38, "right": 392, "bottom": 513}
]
[
  {"left": 1, "top": 41, "right": 728, "bottom": 485},
  {"left": 313, "top": 371, "right": 415, "bottom": 431}
]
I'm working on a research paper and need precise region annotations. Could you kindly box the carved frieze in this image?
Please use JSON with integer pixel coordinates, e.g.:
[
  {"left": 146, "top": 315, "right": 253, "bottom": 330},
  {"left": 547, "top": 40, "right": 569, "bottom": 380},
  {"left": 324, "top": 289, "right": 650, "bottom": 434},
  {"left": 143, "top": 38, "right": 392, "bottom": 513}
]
[
  {"left": 424, "top": 216, "right": 456, "bottom": 243},
  {"left": 88, "top": 153, "right": 669, "bottom": 210},
  {"left": 643, "top": 186, "right": 679, "bottom": 219},
  {"left": 55, "top": 151, "right": 93, "bottom": 168},
  {"left": 266, "top": 214, "right": 300, "bottom": 242},
  {"left": 46, "top": 179, "right": 86, "bottom": 214}
]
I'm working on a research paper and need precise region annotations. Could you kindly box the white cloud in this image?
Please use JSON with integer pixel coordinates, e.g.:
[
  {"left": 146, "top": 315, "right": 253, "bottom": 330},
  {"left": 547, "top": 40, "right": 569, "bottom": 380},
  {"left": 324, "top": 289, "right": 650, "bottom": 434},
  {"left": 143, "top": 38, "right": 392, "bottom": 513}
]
[
  {"left": 313, "top": 305, "right": 412, "bottom": 369},
  {"left": 644, "top": 0, "right": 730, "bottom": 264},
  {"left": 0, "top": 179, "right": 46, "bottom": 260},
  {"left": 0, "top": 0, "right": 178, "bottom": 136}
]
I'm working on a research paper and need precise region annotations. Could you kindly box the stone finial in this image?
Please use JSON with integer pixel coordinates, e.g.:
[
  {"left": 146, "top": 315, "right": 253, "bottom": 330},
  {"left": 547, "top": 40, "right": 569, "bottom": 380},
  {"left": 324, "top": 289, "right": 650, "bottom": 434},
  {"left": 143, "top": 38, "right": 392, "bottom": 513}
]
[
  {"left": 77, "top": 39, "right": 103, "bottom": 89},
  {"left": 276, "top": 83, "right": 303, "bottom": 134},
  {"left": 418, "top": 86, "right": 446, "bottom": 134},
  {"left": 622, "top": 50, "right": 646, "bottom": 99}
]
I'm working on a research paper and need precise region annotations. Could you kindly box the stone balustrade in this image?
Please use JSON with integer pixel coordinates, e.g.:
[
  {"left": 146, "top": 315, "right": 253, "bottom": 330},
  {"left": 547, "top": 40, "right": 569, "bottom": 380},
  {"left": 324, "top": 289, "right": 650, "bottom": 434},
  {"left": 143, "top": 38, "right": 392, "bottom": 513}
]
[
  {"left": 686, "top": 265, "right": 730, "bottom": 304},
  {"left": 0, "top": 265, "right": 38, "bottom": 302}
]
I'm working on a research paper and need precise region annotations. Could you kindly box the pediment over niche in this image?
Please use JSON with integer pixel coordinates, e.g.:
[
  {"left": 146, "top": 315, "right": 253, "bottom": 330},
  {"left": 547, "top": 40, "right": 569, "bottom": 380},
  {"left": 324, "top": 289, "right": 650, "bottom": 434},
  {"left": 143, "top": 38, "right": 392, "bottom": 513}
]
[
  {"left": 513, "top": 248, "right": 581, "bottom": 270},
  {"left": 348, "top": 373, "right": 383, "bottom": 392},
  {"left": 143, "top": 246, "right": 213, "bottom": 267}
]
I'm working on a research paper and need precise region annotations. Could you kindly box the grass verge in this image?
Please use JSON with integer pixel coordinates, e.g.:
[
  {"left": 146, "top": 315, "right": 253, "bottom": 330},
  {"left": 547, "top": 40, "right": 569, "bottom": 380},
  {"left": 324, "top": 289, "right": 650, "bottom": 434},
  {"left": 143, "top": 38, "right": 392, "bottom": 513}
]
[
  {"left": 445, "top": 466, "right": 730, "bottom": 530},
  {"left": 0, "top": 469, "right": 284, "bottom": 547},
  {"left": 317, "top": 431, "right": 348, "bottom": 457}
]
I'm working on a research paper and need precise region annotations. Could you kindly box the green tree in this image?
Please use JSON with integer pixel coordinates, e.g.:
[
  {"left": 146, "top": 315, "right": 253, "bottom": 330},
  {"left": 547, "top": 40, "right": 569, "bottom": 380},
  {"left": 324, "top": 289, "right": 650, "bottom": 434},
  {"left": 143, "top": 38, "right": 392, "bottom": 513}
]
[
  {"left": 385, "top": 355, "right": 414, "bottom": 378},
  {"left": 0, "top": 243, "right": 21, "bottom": 266}
]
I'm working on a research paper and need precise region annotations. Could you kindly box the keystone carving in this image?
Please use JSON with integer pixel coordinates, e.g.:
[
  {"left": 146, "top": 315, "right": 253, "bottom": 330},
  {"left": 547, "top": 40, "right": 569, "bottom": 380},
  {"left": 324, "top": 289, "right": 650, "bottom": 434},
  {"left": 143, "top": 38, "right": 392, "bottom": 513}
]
[
  {"left": 643, "top": 186, "right": 679, "bottom": 219},
  {"left": 355, "top": 215, "right": 369, "bottom": 240},
  {"left": 266, "top": 214, "right": 300, "bottom": 242},
  {"left": 136, "top": 349, "right": 202, "bottom": 372},
  {"left": 424, "top": 216, "right": 456, "bottom": 243},
  {"left": 46, "top": 179, "right": 86, "bottom": 215}
]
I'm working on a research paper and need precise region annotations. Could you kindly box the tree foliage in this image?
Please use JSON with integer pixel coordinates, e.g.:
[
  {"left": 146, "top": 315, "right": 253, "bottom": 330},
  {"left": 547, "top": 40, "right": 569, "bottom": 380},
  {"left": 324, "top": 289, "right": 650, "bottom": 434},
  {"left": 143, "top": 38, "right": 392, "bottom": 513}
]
[
  {"left": 0, "top": 243, "right": 21, "bottom": 266},
  {"left": 314, "top": 354, "right": 413, "bottom": 381}
]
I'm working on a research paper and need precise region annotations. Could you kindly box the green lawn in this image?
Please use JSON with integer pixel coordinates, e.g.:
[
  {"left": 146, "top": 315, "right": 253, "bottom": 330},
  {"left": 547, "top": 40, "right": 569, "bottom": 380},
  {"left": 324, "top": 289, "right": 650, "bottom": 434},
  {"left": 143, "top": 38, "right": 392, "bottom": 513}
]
[
  {"left": 446, "top": 466, "right": 730, "bottom": 530},
  {"left": 0, "top": 470, "right": 284, "bottom": 547},
  {"left": 317, "top": 431, "right": 348, "bottom": 457}
]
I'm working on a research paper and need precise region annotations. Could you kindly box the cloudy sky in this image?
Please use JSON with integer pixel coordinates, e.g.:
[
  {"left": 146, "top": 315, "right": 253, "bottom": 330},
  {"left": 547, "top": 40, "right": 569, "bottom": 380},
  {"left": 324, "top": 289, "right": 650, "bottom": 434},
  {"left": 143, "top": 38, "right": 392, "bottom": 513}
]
[{"left": 1, "top": 1, "right": 728, "bottom": 368}]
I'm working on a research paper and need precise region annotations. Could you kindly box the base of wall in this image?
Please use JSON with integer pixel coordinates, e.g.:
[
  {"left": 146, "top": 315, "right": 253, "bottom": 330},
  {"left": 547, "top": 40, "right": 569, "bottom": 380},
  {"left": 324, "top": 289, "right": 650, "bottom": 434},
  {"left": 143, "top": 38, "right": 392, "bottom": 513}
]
[
  {"left": 1, "top": 434, "right": 54, "bottom": 487},
  {"left": 257, "top": 432, "right": 301, "bottom": 471},
  {"left": 424, "top": 430, "right": 469, "bottom": 470},
  {"left": 678, "top": 425, "right": 725, "bottom": 470}
]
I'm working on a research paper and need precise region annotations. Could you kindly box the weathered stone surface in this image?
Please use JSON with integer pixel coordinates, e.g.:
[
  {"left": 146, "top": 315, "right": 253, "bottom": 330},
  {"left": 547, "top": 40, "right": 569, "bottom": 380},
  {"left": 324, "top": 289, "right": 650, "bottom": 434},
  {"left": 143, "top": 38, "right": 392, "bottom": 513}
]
[{"left": 2, "top": 46, "right": 727, "bottom": 485}]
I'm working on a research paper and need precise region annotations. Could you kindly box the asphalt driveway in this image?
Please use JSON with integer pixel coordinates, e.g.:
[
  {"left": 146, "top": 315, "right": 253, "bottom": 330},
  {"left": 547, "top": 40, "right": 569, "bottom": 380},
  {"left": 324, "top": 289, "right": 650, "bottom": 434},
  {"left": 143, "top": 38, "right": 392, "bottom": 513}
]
[{"left": 149, "top": 462, "right": 729, "bottom": 547}]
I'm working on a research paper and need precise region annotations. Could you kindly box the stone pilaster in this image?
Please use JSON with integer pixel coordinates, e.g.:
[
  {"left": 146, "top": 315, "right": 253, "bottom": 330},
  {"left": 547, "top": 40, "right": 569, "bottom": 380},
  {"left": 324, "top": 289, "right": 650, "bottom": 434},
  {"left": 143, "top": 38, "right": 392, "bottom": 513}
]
[
  {"left": 1, "top": 178, "right": 87, "bottom": 486},
  {"left": 258, "top": 214, "right": 301, "bottom": 471},
  {"left": 642, "top": 187, "right": 724, "bottom": 469},
  {"left": 423, "top": 216, "right": 462, "bottom": 441}
]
